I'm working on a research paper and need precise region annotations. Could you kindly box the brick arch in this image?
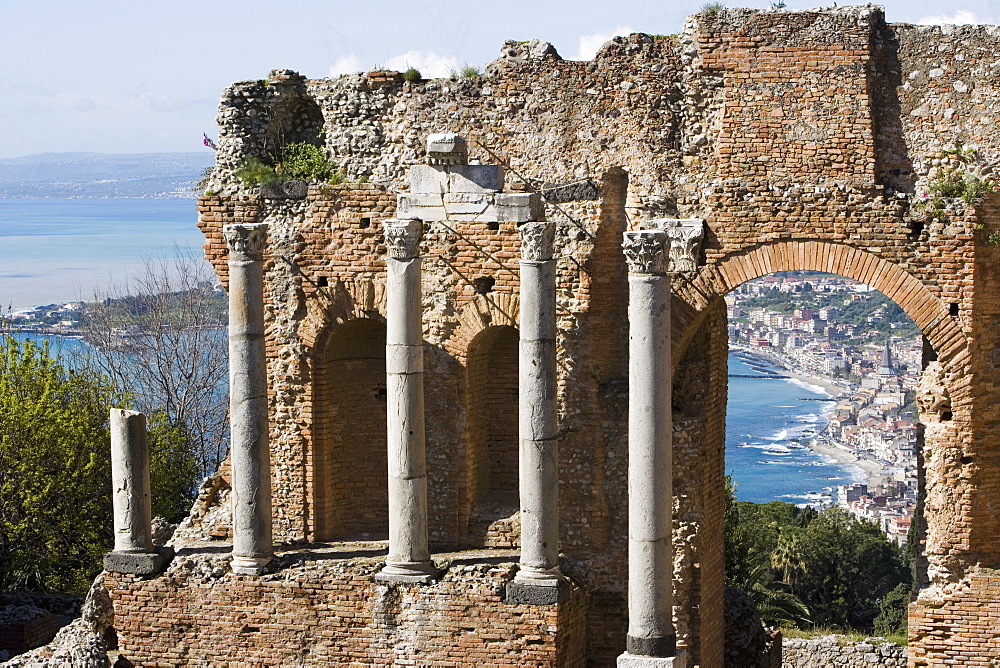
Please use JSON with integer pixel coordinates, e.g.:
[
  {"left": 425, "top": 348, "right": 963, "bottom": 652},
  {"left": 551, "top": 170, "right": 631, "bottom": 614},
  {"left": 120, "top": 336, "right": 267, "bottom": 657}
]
[
  {"left": 680, "top": 239, "right": 971, "bottom": 406},
  {"left": 447, "top": 293, "right": 520, "bottom": 365},
  {"left": 298, "top": 278, "right": 387, "bottom": 352}
]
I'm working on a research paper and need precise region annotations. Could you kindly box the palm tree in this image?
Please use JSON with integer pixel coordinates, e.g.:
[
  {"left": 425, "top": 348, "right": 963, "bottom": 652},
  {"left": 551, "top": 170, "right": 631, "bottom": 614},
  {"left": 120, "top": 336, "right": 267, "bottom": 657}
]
[
  {"left": 771, "top": 534, "right": 808, "bottom": 593},
  {"left": 740, "top": 564, "right": 812, "bottom": 628}
]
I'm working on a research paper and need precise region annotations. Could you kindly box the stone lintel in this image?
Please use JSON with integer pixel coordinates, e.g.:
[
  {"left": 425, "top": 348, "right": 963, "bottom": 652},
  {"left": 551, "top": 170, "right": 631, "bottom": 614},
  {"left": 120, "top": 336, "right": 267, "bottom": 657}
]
[
  {"left": 396, "top": 192, "right": 540, "bottom": 223},
  {"left": 103, "top": 546, "right": 174, "bottom": 575},
  {"left": 617, "top": 650, "right": 686, "bottom": 668},
  {"left": 504, "top": 580, "right": 568, "bottom": 606}
]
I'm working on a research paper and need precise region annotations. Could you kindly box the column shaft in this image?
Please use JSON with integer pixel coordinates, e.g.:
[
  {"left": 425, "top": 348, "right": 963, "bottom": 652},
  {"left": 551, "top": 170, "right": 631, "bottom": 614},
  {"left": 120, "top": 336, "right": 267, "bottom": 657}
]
[
  {"left": 380, "top": 219, "right": 436, "bottom": 583},
  {"left": 516, "top": 221, "right": 560, "bottom": 586},
  {"left": 226, "top": 223, "right": 273, "bottom": 576},
  {"left": 110, "top": 409, "right": 152, "bottom": 553},
  {"left": 626, "top": 273, "right": 675, "bottom": 656}
]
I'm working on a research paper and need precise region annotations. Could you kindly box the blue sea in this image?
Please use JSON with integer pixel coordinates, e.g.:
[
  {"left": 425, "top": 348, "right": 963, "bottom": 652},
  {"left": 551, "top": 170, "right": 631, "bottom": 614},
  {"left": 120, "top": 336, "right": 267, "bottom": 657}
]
[
  {"left": 0, "top": 198, "right": 202, "bottom": 310},
  {"left": 726, "top": 351, "right": 864, "bottom": 504}
]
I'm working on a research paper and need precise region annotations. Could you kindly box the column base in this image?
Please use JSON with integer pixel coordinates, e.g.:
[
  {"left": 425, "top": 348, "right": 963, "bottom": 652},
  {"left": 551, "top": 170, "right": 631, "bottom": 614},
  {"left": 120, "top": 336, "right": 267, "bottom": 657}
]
[
  {"left": 505, "top": 579, "right": 568, "bottom": 605},
  {"left": 375, "top": 561, "right": 441, "bottom": 584},
  {"left": 231, "top": 554, "right": 273, "bottom": 575},
  {"left": 617, "top": 650, "right": 686, "bottom": 667},
  {"left": 104, "top": 547, "right": 174, "bottom": 575}
]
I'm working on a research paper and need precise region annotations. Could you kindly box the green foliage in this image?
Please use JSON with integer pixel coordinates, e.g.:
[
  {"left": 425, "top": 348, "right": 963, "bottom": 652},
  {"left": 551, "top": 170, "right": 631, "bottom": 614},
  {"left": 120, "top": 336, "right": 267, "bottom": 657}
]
[
  {"left": 234, "top": 155, "right": 283, "bottom": 187},
  {"left": 402, "top": 67, "right": 422, "bottom": 83},
  {"left": 460, "top": 65, "right": 481, "bottom": 78},
  {"left": 146, "top": 410, "right": 199, "bottom": 523},
  {"left": 234, "top": 142, "right": 339, "bottom": 187},
  {"left": 793, "top": 508, "right": 909, "bottom": 631},
  {"left": 0, "top": 336, "right": 118, "bottom": 594},
  {"left": 725, "top": 479, "right": 910, "bottom": 634},
  {"left": 276, "top": 142, "right": 336, "bottom": 181},
  {"left": 873, "top": 581, "right": 910, "bottom": 638},
  {"left": 701, "top": 1, "right": 725, "bottom": 16},
  {"left": 987, "top": 231, "right": 1000, "bottom": 246},
  {"left": 193, "top": 165, "right": 214, "bottom": 194}
]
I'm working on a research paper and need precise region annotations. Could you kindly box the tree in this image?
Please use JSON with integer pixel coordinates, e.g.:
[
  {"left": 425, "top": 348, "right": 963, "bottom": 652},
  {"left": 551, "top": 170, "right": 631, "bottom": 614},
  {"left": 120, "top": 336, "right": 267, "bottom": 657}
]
[
  {"left": 79, "top": 252, "right": 229, "bottom": 479},
  {"left": 0, "top": 336, "right": 199, "bottom": 594},
  {"left": 0, "top": 336, "right": 118, "bottom": 593},
  {"left": 794, "top": 507, "right": 908, "bottom": 631}
]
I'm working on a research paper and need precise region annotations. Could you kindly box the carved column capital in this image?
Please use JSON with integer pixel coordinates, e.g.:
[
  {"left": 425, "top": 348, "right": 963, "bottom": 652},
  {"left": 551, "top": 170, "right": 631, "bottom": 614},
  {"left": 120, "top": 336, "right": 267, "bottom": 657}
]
[
  {"left": 384, "top": 219, "right": 423, "bottom": 260},
  {"left": 519, "top": 222, "right": 555, "bottom": 262},
  {"left": 623, "top": 230, "right": 669, "bottom": 276},
  {"left": 426, "top": 133, "right": 468, "bottom": 165},
  {"left": 652, "top": 218, "right": 705, "bottom": 274},
  {"left": 223, "top": 223, "right": 269, "bottom": 262}
]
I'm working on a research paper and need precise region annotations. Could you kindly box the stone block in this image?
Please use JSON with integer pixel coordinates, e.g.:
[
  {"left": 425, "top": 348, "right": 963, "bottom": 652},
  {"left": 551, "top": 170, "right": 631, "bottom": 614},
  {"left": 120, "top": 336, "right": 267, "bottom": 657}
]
[
  {"left": 505, "top": 580, "right": 568, "bottom": 605},
  {"left": 448, "top": 165, "right": 504, "bottom": 193},
  {"left": 443, "top": 193, "right": 497, "bottom": 220},
  {"left": 541, "top": 179, "right": 599, "bottom": 202},
  {"left": 617, "top": 650, "right": 686, "bottom": 667},
  {"left": 103, "top": 547, "right": 174, "bottom": 575},
  {"left": 396, "top": 193, "right": 446, "bottom": 221},
  {"left": 494, "top": 193, "right": 543, "bottom": 222},
  {"left": 259, "top": 180, "right": 308, "bottom": 199},
  {"left": 409, "top": 165, "right": 448, "bottom": 194}
]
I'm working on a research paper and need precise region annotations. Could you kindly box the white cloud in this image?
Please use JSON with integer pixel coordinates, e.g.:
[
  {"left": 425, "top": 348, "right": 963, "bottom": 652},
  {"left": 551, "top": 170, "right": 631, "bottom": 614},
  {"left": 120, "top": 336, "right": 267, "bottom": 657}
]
[
  {"left": 918, "top": 9, "right": 981, "bottom": 25},
  {"left": 572, "top": 26, "right": 634, "bottom": 61},
  {"left": 384, "top": 50, "right": 460, "bottom": 79},
  {"left": 329, "top": 55, "right": 363, "bottom": 77}
]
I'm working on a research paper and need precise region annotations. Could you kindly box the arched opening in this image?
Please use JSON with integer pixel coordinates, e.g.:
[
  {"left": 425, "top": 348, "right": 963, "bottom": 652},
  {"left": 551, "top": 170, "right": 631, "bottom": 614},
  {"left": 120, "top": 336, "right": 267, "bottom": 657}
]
[
  {"left": 312, "top": 318, "right": 387, "bottom": 541},
  {"left": 464, "top": 324, "right": 519, "bottom": 546},
  {"left": 723, "top": 270, "right": 922, "bottom": 654}
]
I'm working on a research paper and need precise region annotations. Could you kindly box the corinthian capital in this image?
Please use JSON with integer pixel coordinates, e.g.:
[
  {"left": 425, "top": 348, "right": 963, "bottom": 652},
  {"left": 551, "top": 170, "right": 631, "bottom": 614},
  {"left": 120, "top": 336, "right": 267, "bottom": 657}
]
[
  {"left": 519, "top": 222, "right": 555, "bottom": 262},
  {"left": 223, "top": 223, "right": 269, "bottom": 262},
  {"left": 622, "top": 230, "right": 669, "bottom": 276},
  {"left": 652, "top": 218, "right": 705, "bottom": 274},
  {"left": 383, "top": 219, "right": 423, "bottom": 260}
]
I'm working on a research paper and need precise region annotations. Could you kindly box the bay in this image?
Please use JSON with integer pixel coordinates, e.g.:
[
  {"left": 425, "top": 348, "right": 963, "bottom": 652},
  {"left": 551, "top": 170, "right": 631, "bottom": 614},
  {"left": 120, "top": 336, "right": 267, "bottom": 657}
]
[
  {"left": 726, "top": 350, "right": 864, "bottom": 504},
  {"left": 0, "top": 198, "right": 203, "bottom": 310}
]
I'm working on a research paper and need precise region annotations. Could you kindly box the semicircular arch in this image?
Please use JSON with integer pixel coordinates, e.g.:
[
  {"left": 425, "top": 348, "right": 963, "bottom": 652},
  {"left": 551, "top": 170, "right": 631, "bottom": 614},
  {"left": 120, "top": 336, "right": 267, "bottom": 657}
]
[
  {"left": 447, "top": 293, "right": 520, "bottom": 365},
  {"left": 679, "top": 239, "right": 971, "bottom": 406}
]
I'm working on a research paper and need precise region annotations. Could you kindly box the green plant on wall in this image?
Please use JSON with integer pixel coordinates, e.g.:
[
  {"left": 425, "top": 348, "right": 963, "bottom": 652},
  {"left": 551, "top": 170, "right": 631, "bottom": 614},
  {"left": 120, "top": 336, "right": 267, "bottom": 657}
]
[
  {"left": 701, "top": 1, "right": 725, "bottom": 16},
  {"left": 402, "top": 67, "right": 422, "bottom": 83},
  {"left": 915, "top": 146, "right": 997, "bottom": 222},
  {"left": 235, "top": 142, "right": 341, "bottom": 187}
]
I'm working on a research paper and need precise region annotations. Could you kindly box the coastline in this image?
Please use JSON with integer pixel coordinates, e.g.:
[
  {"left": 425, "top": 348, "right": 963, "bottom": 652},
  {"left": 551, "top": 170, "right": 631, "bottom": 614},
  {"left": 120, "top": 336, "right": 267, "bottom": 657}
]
[{"left": 731, "top": 344, "right": 885, "bottom": 490}]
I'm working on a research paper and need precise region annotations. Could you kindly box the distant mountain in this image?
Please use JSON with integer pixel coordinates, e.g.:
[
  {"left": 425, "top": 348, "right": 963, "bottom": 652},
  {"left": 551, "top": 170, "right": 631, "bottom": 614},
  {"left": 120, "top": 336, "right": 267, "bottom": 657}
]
[{"left": 0, "top": 152, "right": 216, "bottom": 199}]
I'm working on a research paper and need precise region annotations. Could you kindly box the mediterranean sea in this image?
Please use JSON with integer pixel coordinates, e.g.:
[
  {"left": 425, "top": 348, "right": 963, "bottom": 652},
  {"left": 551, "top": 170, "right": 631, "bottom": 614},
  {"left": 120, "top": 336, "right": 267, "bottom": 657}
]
[
  {"left": 0, "top": 198, "right": 202, "bottom": 310},
  {"left": 726, "top": 350, "right": 865, "bottom": 504}
]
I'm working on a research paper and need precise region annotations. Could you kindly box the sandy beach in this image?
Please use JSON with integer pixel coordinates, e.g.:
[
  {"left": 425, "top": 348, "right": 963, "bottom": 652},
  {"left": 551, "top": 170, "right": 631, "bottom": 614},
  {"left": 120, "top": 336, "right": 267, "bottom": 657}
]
[{"left": 732, "top": 346, "right": 886, "bottom": 488}]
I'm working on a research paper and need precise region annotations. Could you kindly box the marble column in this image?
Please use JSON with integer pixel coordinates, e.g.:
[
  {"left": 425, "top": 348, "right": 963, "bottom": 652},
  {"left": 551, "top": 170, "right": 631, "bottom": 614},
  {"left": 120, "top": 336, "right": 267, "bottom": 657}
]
[
  {"left": 378, "top": 219, "right": 438, "bottom": 583},
  {"left": 514, "top": 222, "right": 561, "bottom": 589},
  {"left": 225, "top": 222, "right": 274, "bottom": 576},
  {"left": 103, "top": 409, "right": 172, "bottom": 575},
  {"left": 618, "top": 230, "right": 685, "bottom": 668}
]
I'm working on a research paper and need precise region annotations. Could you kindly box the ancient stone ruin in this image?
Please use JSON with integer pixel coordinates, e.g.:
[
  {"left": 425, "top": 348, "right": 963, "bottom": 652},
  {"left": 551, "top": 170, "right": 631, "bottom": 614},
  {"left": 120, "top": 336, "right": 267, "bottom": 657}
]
[{"left": 101, "top": 6, "right": 1000, "bottom": 666}]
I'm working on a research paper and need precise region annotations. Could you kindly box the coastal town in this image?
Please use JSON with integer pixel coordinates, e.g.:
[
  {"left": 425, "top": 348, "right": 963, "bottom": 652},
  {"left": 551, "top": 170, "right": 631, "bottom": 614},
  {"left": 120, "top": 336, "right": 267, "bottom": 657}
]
[{"left": 728, "top": 272, "right": 920, "bottom": 545}]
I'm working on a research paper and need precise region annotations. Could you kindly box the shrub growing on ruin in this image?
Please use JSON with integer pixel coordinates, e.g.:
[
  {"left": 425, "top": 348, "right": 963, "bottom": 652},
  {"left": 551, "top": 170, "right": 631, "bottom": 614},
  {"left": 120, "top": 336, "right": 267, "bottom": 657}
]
[
  {"left": 235, "top": 142, "right": 340, "bottom": 186},
  {"left": 402, "top": 67, "right": 422, "bottom": 83}
]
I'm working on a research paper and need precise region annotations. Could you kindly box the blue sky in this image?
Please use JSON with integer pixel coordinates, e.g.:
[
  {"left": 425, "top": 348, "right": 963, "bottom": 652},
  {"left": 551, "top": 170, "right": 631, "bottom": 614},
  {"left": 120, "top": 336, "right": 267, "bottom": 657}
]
[{"left": 0, "top": 0, "right": 996, "bottom": 159}]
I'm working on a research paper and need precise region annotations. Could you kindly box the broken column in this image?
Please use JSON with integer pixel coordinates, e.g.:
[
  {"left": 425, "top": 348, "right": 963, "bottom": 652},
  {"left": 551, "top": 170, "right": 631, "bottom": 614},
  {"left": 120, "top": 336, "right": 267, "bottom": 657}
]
[
  {"left": 619, "top": 229, "right": 684, "bottom": 667},
  {"left": 103, "top": 409, "right": 172, "bottom": 575},
  {"left": 378, "top": 218, "right": 438, "bottom": 583},
  {"left": 225, "top": 222, "right": 273, "bottom": 576},
  {"left": 511, "top": 222, "right": 562, "bottom": 597}
]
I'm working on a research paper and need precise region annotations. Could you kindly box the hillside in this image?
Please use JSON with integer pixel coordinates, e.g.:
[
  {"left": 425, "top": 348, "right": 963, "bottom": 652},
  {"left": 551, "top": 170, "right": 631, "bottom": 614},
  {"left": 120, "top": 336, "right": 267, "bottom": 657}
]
[{"left": 0, "top": 152, "right": 215, "bottom": 199}]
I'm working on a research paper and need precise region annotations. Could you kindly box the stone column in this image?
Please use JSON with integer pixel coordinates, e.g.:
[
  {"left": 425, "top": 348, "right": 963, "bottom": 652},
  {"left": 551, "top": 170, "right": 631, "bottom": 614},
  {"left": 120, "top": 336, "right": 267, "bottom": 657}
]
[
  {"left": 618, "top": 230, "right": 685, "bottom": 668},
  {"left": 510, "top": 222, "right": 562, "bottom": 598},
  {"left": 378, "top": 219, "right": 438, "bottom": 584},
  {"left": 225, "top": 222, "right": 273, "bottom": 576},
  {"left": 104, "top": 409, "right": 172, "bottom": 575}
]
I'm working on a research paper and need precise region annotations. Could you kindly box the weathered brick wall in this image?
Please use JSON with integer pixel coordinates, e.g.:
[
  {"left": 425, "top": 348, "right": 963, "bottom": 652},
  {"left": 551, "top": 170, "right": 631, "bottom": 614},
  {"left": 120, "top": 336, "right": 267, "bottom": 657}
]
[
  {"left": 103, "top": 6, "right": 1000, "bottom": 666},
  {"left": 105, "top": 554, "right": 587, "bottom": 667}
]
